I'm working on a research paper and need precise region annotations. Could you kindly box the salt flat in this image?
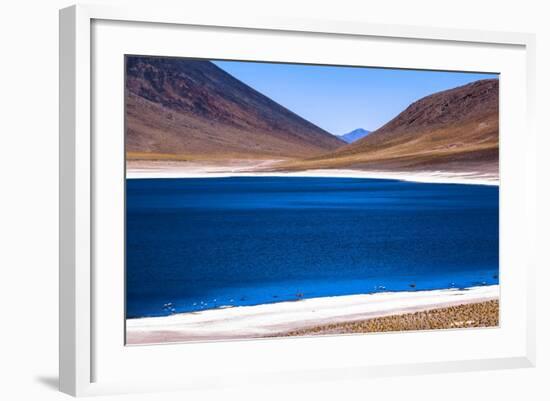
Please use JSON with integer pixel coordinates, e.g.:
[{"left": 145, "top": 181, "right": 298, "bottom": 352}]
[
  {"left": 126, "top": 285, "right": 499, "bottom": 345},
  {"left": 126, "top": 162, "right": 499, "bottom": 186}
]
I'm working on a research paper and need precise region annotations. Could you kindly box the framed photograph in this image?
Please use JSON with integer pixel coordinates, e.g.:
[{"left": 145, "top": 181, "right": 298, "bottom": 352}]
[{"left": 59, "top": 4, "right": 536, "bottom": 396}]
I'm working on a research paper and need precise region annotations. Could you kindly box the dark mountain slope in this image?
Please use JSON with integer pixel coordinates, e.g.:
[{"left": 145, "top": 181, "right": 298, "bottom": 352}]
[
  {"left": 125, "top": 56, "right": 345, "bottom": 160},
  {"left": 282, "top": 79, "right": 499, "bottom": 172}
]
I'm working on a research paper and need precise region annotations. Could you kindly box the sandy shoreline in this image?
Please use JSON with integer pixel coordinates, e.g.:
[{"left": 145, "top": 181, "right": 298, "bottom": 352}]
[
  {"left": 126, "top": 285, "right": 499, "bottom": 345},
  {"left": 126, "top": 161, "right": 498, "bottom": 186}
]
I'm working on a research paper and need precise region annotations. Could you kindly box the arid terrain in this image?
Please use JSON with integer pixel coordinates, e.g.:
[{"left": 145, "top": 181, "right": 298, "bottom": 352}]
[
  {"left": 126, "top": 58, "right": 498, "bottom": 179},
  {"left": 277, "top": 300, "right": 499, "bottom": 337},
  {"left": 276, "top": 79, "right": 499, "bottom": 175},
  {"left": 126, "top": 56, "right": 344, "bottom": 162}
]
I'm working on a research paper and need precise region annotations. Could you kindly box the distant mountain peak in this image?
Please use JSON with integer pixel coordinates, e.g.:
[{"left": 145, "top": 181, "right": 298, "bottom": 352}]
[
  {"left": 338, "top": 128, "right": 371, "bottom": 143},
  {"left": 348, "top": 128, "right": 369, "bottom": 134}
]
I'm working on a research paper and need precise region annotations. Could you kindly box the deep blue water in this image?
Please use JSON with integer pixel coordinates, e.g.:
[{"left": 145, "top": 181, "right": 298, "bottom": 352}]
[{"left": 126, "top": 177, "right": 499, "bottom": 318}]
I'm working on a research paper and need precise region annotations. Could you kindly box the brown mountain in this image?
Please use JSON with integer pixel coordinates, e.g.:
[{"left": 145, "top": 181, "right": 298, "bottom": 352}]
[
  {"left": 125, "top": 56, "right": 344, "bottom": 161},
  {"left": 283, "top": 79, "right": 499, "bottom": 173}
]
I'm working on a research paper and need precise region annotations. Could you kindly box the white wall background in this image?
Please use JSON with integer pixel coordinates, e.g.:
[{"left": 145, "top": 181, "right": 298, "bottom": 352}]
[{"left": 0, "top": 0, "right": 547, "bottom": 399}]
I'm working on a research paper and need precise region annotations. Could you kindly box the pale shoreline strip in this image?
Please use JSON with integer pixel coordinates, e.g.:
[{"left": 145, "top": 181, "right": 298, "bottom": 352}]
[
  {"left": 126, "top": 285, "right": 499, "bottom": 345},
  {"left": 126, "top": 168, "right": 499, "bottom": 186}
]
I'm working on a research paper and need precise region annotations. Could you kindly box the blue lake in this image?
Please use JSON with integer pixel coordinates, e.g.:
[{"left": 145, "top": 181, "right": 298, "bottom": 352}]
[{"left": 126, "top": 177, "right": 499, "bottom": 318}]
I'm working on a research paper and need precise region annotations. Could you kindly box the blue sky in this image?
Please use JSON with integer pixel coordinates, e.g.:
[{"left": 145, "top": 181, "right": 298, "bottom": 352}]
[{"left": 214, "top": 60, "right": 498, "bottom": 136}]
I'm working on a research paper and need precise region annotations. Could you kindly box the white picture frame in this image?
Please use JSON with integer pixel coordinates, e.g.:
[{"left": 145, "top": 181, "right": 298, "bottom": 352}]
[{"left": 59, "top": 3, "right": 536, "bottom": 397}]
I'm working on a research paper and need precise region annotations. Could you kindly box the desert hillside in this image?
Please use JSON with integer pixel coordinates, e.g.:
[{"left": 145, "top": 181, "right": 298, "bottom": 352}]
[
  {"left": 126, "top": 56, "right": 345, "bottom": 161},
  {"left": 281, "top": 79, "right": 499, "bottom": 173}
]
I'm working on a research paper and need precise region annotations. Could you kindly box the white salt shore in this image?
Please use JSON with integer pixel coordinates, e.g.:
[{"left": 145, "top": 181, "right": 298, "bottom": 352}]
[
  {"left": 127, "top": 167, "right": 498, "bottom": 186},
  {"left": 126, "top": 285, "right": 499, "bottom": 345}
]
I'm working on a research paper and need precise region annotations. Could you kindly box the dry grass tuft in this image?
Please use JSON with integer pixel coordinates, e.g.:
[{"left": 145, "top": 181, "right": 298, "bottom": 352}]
[{"left": 277, "top": 300, "right": 499, "bottom": 337}]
